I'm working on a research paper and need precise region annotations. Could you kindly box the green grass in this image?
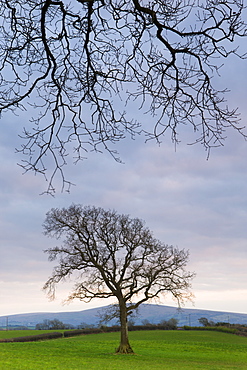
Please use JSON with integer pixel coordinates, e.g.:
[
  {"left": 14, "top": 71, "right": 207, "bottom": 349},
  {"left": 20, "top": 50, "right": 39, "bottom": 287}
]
[{"left": 0, "top": 330, "right": 247, "bottom": 369}]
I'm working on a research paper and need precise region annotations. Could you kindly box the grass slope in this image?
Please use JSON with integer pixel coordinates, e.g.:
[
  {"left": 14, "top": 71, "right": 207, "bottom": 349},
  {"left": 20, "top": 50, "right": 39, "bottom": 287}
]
[{"left": 0, "top": 330, "right": 247, "bottom": 369}]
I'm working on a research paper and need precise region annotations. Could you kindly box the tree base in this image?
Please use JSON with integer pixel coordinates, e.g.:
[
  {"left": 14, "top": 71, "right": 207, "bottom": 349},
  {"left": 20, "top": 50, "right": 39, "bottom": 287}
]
[{"left": 115, "top": 344, "right": 135, "bottom": 354}]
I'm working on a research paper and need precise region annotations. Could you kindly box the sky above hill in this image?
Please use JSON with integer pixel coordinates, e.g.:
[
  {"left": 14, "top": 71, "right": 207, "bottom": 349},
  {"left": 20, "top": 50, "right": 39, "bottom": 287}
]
[{"left": 1, "top": 40, "right": 247, "bottom": 318}]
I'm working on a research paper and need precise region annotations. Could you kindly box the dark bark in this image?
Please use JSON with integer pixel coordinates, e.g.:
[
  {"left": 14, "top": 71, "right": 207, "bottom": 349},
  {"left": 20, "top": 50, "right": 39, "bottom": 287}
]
[{"left": 115, "top": 300, "right": 134, "bottom": 354}]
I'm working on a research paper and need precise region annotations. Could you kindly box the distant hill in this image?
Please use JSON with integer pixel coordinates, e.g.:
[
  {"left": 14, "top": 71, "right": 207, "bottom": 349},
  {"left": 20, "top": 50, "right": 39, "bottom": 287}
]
[{"left": 0, "top": 304, "right": 247, "bottom": 329}]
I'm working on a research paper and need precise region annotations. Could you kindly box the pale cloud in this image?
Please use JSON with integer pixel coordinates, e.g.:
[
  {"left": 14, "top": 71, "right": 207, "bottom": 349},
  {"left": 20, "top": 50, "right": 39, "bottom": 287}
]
[{"left": 0, "top": 47, "right": 247, "bottom": 317}]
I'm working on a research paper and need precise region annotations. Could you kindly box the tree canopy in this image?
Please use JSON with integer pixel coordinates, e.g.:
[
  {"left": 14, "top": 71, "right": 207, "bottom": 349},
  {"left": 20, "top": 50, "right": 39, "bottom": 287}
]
[
  {"left": 0, "top": 1, "right": 246, "bottom": 192},
  {"left": 43, "top": 204, "right": 194, "bottom": 353},
  {"left": 35, "top": 318, "right": 74, "bottom": 330}
]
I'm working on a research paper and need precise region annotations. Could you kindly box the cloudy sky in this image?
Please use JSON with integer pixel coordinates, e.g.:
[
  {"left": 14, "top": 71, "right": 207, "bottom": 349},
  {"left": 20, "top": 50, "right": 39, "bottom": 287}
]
[{"left": 1, "top": 39, "right": 247, "bottom": 319}]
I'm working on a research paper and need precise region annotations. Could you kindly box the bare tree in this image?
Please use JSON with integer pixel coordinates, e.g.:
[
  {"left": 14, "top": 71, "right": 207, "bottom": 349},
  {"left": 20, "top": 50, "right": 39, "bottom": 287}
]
[
  {"left": 0, "top": 1, "right": 246, "bottom": 192},
  {"left": 43, "top": 204, "right": 194, "bottom": 353}
]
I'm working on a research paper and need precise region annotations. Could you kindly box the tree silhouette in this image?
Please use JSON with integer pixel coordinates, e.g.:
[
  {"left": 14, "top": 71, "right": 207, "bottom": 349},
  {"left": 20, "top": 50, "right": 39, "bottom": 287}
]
[
  {"left": 43, "top": 204, "right": 194, "bottom": 353},
  {"left": 0, "top": 1, "right": 246, "bottom": 192}
]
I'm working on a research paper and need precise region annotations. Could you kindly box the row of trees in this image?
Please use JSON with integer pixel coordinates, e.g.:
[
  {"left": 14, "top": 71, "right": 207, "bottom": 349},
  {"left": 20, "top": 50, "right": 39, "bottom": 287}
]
[
  {"left": 197, "top": 318, "right": 247, "bottom": 336},
  {"left": 35, "top": 319, "right": 74, "bottom": 330},
  {"left": 35, "top": 318, "right": 179, "bottom": 331},
  {"left": 198, "top": 317, "right": 231, "bottom": 328}
]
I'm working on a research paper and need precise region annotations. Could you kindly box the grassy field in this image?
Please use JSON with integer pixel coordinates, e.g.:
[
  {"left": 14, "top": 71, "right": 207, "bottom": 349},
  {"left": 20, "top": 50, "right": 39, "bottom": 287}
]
[{"left": 0, "top": 330, "right": 247, "bottom": 369}]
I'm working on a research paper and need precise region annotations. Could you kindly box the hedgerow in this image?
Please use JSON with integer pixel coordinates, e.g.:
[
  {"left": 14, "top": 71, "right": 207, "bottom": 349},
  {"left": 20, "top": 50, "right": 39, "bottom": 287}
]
[
  {"left": 0, "top": 332, "right": 63, "bottom": 342},
  {"left": 183, "top": 326, "right": 238, "bottom": 334},
  {"left": 64, "top": 328, "right": 103, "bottom": 338}
]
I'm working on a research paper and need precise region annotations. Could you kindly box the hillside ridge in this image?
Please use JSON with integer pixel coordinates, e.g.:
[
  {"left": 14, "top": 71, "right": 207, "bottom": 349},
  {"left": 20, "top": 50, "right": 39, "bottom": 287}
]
[{"left": 1, "top": 304, "right": 246, "bottom": 329}]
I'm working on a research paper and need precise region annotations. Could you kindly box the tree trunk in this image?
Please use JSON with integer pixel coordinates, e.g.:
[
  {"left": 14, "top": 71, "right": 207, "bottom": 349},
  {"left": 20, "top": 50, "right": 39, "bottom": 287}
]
[{"left": 115, "top": 301, "right": 134, "bottom": 354}]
